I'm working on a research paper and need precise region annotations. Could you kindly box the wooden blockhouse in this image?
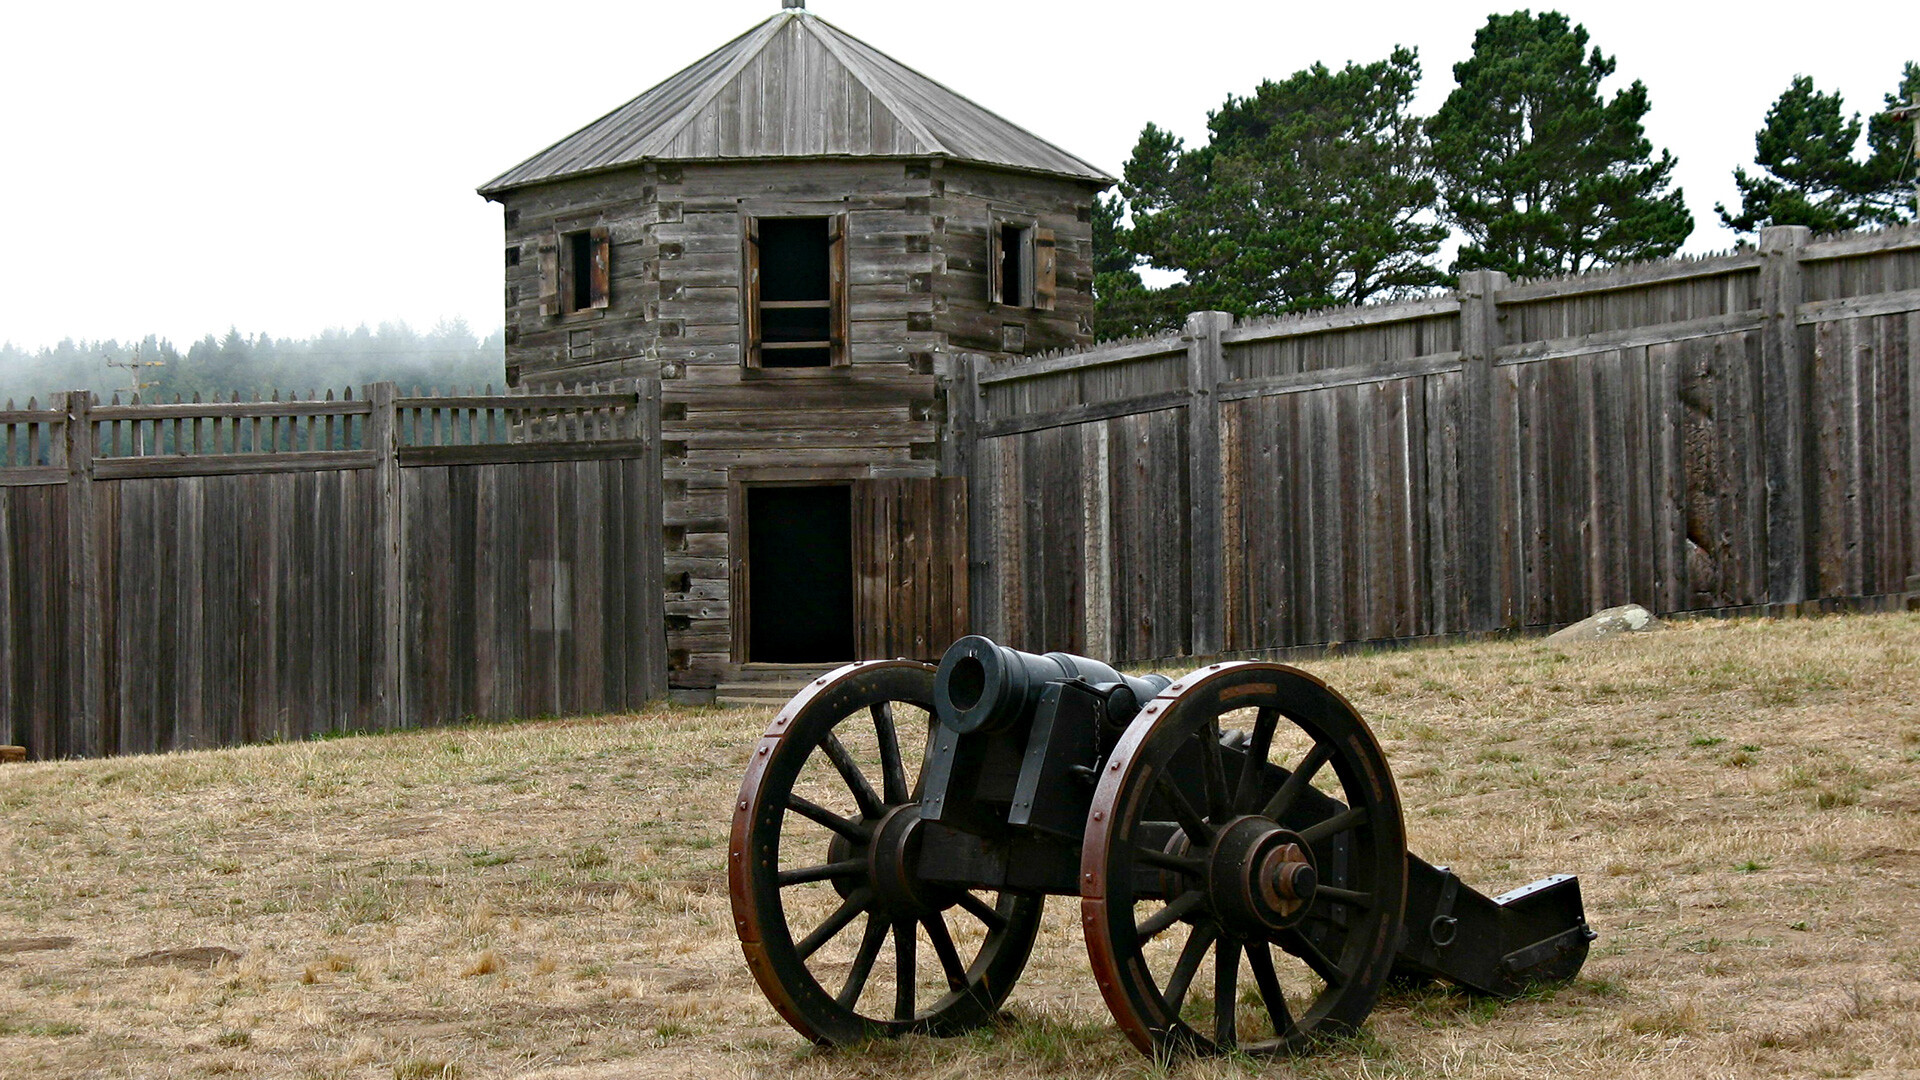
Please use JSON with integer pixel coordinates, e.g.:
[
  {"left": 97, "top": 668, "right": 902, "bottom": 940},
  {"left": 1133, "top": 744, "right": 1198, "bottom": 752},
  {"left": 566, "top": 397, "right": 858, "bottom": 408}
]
[{"left": 480, "top": 2, "right": 1112, "bottom": 691}]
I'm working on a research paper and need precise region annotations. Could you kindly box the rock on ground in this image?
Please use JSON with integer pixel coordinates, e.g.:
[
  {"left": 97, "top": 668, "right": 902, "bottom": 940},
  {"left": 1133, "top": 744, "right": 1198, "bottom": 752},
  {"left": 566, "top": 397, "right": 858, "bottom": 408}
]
[{"left": 1544, "top": 604, "right": 1662, "bottom": 644}]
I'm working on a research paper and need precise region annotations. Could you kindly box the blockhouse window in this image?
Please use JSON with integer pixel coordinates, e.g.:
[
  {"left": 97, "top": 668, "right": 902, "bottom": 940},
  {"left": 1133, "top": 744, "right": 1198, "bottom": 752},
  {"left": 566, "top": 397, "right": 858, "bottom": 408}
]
[
  {"left": 996, "top": 222, "right": 1032, "bottom": 306},
  {"left": 746, "top": 215, "right": 846, "bottom": 368},
  {"left": 539, "top": 226, "right": 610, "bottom": 317},
  {"left": 989, "top": 215, "right": 1057, "bottom": 312}
]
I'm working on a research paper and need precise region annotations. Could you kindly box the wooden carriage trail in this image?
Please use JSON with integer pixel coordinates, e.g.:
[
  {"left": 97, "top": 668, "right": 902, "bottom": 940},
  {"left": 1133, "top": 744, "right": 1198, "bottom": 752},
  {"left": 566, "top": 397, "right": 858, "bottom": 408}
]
[
  {"left": 959, "top": 224, "right": 1920, "bottom": 663},
  {"left": 0, "top": 381, "right": 666, "bottom": 759}
]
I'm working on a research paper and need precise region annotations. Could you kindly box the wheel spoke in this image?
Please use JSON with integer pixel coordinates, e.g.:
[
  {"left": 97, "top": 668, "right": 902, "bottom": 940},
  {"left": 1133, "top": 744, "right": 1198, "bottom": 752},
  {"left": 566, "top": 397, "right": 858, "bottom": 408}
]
[
  {"left": 870, "top": 702, "right": 911, "bottom": 806},
  {"left": 836, "top": 914, "right": 888, "bottom": 1009},
  {"left": 1214, "top": 937, "right": 1241, "bottom": 1049},
  {"left": 821, "top": 731, "right": 884, "bottom": 819},
  {"left": 787, "top": 794, "right": 869, "bottom": 843},
  {"left": 1162, "top": 921, "right": 1218, "bottom": 1018},
  {"left": 1137, "top": 890, "right": 1205, "bottom": 942},
  {"left": 1298, "top": 805, "right": 1368, "bottom": 846},
  {"left": 1315, "top": 885, "right": 1373, "bottom": 909},
  {"left": 893, "top": 919, "right": 917, "bottom": 1021},
  {"left": 1135, "top": 846, "right": 1205, "bottom": 877},
  {"left": 1200, "top": 719, "right": 1232, "bottom": 821},
  {"left": 796, "top": 888, "right": 870, "bottom": 960},
  {"left": 777, "top": 858, "right": 865, "bottom": 887},
  {"left": 954, "top": 890, "right": 1009, "bottom": 932},
  {"left": 923, "top": 914, "right": 970, "bottom": 991},
  {"left": 1245, "top": 941, "right": 1295, "bottom": 1041},
  {"left": 1234, "top": 707, "right": 1280, "bottom": 814},
  {"left": 1259, "top": 741, "right": 1332, "bottom": 822},
  {"left": 1277, "top": 927, "right": 1348, "bottom": 987},
  {"left": 1155, "top": 774, "right": 1216, "bottom": 845}
]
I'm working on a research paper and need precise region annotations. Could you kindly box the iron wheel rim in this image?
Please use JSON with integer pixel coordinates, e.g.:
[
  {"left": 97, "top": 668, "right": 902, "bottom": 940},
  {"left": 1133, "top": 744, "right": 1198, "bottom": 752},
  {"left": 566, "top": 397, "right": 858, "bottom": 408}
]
[
  {"left": 1081, "top": 661, "right": 1408, "bottom": 1057},
  {"left": 730, "top": 660, "right": 1043, "bottom": 1045}
]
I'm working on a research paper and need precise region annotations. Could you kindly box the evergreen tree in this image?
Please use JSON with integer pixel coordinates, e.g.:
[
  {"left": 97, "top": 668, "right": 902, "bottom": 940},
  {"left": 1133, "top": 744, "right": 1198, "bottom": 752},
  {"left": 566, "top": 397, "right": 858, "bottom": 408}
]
[
  {"left": 1089, "top": 191, "right": 1187, "bottom": 339},
  {"left": 1859, "top": 62, "right": 1920, "bottom": 225},
  {"left": 1719, "top": 64, "right": 1918, "bottom": 235},
  {"left": 1120, "top": 47, "right": 1446, "bottom": 319},
  {"left": 1429, "top": 11, "right": 1692, "bottom": 276}
]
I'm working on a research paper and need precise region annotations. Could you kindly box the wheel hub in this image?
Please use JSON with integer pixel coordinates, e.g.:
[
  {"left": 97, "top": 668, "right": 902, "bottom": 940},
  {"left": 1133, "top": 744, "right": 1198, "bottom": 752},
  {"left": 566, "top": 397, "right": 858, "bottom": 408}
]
[
  {"left": 864, "top": 805, "right": 951, "bottom": 918},
  {"left": 1207, "top": 815, "right": 1318, "bottom": 934}
]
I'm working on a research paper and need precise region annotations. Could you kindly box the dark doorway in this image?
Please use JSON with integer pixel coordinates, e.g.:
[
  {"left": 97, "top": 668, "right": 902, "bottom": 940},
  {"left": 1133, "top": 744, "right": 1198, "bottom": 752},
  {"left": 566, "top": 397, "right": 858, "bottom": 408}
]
[{"left": 747, "top": 485, "right": 853, "bottom": 662}]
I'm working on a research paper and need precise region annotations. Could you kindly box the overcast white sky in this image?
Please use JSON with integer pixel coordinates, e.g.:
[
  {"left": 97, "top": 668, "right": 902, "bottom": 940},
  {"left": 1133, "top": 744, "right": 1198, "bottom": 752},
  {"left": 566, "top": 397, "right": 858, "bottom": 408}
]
[{"left": 1, "top": 0, "right": 1914, "bottom": 352}]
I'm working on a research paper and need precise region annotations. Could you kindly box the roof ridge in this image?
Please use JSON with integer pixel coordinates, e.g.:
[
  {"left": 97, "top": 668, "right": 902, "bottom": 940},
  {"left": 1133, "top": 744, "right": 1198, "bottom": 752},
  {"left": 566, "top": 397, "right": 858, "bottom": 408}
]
[
  {"left": 478, "top": 13, "right": 794, "bottom": 194},
  {"left": 805, "top": 11, "right": 1113, "bottom": 182},
  {"left": 643, "top": 13, "right": 800, "bottom": 165},
  {"left": 797, "top": 14, "right": 947, "bottom": 157}
]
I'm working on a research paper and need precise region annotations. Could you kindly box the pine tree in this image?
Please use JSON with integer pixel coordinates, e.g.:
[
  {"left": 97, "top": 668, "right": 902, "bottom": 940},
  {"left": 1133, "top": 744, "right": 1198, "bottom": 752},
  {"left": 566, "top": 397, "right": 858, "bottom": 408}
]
[
  {"left": 1089, "top": 192, "right": 1187, "bottom": 339},
  {"left": 1119, "top": 48, "right": 1446, "bottom": 319},
  {"left": 1719, "top": 64, "right": 1918, "bottom": 235},
  {"left": 1859, "top": 62, "right": 1920, "bottom": 225},
  {"left": 1429, "top": 11, "right": 1692, "bottom": 276}
]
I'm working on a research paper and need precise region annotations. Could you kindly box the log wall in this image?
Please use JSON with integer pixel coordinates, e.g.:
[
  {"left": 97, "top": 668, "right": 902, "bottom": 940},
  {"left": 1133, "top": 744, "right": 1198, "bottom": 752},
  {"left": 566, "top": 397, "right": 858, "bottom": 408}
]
[{"left": 498, "top": 158, "right": 1100, "bottom": 687}]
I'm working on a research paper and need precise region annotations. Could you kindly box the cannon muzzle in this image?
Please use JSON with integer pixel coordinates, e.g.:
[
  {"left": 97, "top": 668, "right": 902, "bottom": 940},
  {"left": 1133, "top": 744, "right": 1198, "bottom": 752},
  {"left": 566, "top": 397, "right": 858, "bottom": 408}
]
[{"left": 934, "top": 635, "right": 1169, "bottom": 734}]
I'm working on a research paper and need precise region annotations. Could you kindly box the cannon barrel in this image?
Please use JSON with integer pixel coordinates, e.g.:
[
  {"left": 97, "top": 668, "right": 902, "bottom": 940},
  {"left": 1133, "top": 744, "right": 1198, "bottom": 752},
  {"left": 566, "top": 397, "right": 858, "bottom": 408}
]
[{"left": 934, "top": 634, "right": 1170, "bottom": 734}]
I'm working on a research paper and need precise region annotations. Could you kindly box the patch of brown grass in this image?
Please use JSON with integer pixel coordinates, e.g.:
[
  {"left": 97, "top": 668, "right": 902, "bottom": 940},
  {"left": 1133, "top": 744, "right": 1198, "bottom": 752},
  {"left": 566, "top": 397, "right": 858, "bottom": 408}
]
[{"left": 0, "top": 612, "right": 1916, "bottom": 1079}]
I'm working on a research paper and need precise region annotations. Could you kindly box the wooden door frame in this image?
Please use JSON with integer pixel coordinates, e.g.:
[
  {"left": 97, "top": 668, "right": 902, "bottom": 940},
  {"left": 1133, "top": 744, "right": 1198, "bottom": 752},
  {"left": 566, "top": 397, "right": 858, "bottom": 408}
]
[{"left": 729, "top": 464, "right": 871, "bottom": 664}]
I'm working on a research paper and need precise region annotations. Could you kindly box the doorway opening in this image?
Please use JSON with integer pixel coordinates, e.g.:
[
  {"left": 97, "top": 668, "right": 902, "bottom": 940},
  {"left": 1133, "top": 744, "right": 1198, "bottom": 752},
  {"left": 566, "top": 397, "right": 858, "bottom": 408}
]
[{"left": 746, "top": 484, "right": 853, "bottom": 662}]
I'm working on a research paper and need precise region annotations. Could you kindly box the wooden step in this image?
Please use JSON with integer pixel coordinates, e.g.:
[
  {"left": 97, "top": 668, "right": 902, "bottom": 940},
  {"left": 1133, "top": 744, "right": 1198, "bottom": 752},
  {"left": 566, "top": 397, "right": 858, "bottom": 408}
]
[{"left": 714, "top": 661, "right": 852, "bottom": 708}]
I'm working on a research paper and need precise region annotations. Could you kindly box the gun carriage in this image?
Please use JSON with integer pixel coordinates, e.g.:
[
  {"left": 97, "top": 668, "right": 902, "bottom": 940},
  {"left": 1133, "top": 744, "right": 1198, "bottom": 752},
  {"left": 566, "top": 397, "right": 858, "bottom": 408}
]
[{"left": 729, "top": 636, "right": 1593, "bottom": 1057}]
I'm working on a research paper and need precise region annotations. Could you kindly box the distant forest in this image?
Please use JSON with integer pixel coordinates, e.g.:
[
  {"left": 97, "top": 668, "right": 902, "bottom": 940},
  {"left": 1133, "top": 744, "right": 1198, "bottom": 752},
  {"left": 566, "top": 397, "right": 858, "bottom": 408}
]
[{"left": 0, "top": 319, "right": 505, "bottom": 406}]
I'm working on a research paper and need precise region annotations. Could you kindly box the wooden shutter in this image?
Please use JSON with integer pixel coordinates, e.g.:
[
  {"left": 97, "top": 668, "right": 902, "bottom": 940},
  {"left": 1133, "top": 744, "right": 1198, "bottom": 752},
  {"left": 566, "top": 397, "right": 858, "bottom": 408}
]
[
  {"left": 743, "top": 217, "right": 762, "bottom": 367},
  {"left": 828, "top": 215, "right": 848, "bottom": 366},
  {"left": 1033, "top": 227, "right": 1056, "bottom": 311},
  {"left": 537, "top": 240, "right": 560, "bottom": 317},
  {"left": 588, "top": 226, "right": 611, "bottom": 310},
  {"left": 851, "top": 477, "right": 970, "bottom": 660}
]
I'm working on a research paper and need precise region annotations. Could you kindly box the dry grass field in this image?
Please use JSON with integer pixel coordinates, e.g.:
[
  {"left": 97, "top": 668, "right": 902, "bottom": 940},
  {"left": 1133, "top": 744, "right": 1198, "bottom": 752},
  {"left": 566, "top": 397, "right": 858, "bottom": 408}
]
[{"left": 1, "top": 612, "right": 1917, "bottom": 1080}]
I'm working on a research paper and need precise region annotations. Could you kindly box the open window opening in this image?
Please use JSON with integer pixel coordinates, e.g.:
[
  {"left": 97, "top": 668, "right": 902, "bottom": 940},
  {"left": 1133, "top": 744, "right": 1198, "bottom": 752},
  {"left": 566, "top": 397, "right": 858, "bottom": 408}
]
[
  {"left": 745, "top": 485, "right": 854, "bottom": 662},
  {"left": 541, "top": 226, "right": 610, "bottom": 317},
  {"left": 989, "top": 216, "right": 1057, "bottom": 315},
  {"left": 997, "top": 222, "right": 1032, "bottom": 306},
  {"left": 746, "top": 215, "right": 845, "bottom": 368}
]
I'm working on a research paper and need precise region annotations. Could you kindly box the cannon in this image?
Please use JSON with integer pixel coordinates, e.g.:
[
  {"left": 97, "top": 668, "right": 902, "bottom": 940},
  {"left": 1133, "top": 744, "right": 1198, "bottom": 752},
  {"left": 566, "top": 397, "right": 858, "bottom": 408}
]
[{"left": 729, "top": 637, "right": 1594, "bottom": 1057}]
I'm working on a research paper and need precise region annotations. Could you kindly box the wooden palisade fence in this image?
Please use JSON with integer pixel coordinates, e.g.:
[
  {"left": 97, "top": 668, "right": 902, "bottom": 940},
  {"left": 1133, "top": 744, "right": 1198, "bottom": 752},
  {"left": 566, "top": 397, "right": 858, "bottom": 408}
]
[
  {"left": 0, "top": 380, "right": 665, "bottom": 759},
  {"left": 957, "top": 224, "right": 1920, "bottom": 663}
]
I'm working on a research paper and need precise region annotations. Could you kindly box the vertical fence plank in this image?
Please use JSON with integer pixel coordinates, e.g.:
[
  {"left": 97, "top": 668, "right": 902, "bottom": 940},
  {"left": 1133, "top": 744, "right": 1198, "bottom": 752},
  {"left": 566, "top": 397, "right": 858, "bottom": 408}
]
[
  {"left": 1457, "top": 270, "right": 1510, "bottom": 631},
  {"left": 1184, "top": 311, "right": 1230, "bottom": 656},
  {"left": 1760, "top": 225, "right": 1812, "bottom": 605},
  {"left": 369, "top": 382, "right": 403, "bottom": 728},
  {"left": 64, "top": 391, "right": 102, "bottom": 758}
]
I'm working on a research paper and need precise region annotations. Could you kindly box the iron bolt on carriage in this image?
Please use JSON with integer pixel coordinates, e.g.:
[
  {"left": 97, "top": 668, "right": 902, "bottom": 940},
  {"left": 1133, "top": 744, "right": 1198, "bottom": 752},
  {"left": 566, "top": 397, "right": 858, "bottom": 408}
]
[{"left": 729, "top": 636, "right": 1594, "bottom": 1057}]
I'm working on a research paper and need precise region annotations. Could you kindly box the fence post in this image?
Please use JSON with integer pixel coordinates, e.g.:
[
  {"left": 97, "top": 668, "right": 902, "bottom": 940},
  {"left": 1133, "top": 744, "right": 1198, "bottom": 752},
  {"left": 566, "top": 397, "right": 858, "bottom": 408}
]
[
  {"left": 1759, "top": 225, "right": 1812, "bottom": 607},
  {"left": 1456, "top": 270, "right": 1509, "bottom": 632},
  {"left": 951, "top": 354, "right": 997, "bottom": 637},
  {"left": 368, "top": 382, "right": 404, "bottom": 728},
  {"left": 1185, "top": 311, "right": 1232, "bottom": 657},
  {"left": 63, "top": 390, "right": 103, "bottom": 758},
  {"left": 942, "top": 353, "right": 978, "bottom": 480}
]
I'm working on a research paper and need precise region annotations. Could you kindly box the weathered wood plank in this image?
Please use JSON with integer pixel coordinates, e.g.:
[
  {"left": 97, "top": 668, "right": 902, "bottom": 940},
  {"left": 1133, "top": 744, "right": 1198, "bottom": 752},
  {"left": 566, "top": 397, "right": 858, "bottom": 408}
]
[{"left": 1796, "top": 286, "right": 1920, "bottom": 324}]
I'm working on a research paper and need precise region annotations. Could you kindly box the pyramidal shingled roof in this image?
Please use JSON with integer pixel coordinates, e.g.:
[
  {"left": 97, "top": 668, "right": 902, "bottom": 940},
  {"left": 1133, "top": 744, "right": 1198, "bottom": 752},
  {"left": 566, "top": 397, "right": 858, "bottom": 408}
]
[{"left": 478, "top": 9, "right": 1113, "bottom": 196}]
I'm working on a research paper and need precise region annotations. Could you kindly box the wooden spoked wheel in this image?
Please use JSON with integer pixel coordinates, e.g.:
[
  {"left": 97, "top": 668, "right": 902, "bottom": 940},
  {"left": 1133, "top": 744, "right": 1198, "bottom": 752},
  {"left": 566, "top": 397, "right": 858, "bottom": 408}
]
[
  {"left": 1081, "top": 662, "right": 1408, "bottom": 1057},
  {"left": 729, "top": 660, "right": 1044, "bottom": 1045}
]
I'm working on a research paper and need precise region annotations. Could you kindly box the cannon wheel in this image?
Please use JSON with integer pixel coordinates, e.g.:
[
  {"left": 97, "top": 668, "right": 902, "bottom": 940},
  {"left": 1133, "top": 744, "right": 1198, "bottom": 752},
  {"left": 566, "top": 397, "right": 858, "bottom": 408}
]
[
  {"left": 730, "top": 660, "right": 1044, "bottom": 1045},
  {"left": 1081, "top": 662, "right": 1408, "bottom": 1057}
]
